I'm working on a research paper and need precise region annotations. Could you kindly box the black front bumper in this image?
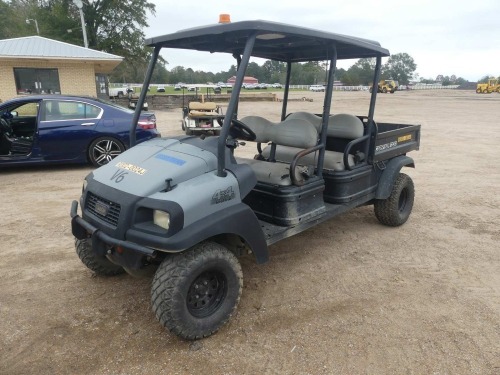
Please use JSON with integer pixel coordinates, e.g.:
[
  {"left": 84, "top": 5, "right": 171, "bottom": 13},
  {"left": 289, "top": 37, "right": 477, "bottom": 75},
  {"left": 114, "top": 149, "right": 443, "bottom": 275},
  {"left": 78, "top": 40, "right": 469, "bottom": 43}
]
[{"left": 71, "top": 201, "right": 156, "bottom": 268}]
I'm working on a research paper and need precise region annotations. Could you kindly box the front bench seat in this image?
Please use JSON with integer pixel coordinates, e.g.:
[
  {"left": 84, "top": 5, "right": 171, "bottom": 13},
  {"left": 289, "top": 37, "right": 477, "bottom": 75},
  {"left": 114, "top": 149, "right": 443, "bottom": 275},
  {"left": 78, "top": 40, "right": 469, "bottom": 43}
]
[{"left": 236, "top": 115, "right": 318, "bottom": 186}]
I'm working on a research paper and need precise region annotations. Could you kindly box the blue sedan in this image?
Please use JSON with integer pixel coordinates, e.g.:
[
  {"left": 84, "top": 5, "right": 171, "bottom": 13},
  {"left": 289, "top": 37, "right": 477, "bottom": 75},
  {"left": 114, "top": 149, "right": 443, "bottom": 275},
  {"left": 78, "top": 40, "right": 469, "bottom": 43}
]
[{"left": 0, "top": 95, "right": 160, "bottom": 167}]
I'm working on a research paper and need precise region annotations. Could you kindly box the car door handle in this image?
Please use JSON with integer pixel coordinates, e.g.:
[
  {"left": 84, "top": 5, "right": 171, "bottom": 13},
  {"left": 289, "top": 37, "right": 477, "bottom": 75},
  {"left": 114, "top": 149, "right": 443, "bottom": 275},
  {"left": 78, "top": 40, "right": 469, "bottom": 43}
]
[{"left": 81, "top": 122, "right": 95, "bottom": 126}]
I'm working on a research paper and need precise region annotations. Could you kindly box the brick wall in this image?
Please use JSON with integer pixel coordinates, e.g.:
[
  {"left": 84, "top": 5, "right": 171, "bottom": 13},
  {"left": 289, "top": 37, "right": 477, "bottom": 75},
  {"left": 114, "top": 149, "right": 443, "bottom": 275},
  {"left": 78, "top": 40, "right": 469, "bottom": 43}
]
[{"left": 0, "top": 59, "right": 97, "bottom": 102}]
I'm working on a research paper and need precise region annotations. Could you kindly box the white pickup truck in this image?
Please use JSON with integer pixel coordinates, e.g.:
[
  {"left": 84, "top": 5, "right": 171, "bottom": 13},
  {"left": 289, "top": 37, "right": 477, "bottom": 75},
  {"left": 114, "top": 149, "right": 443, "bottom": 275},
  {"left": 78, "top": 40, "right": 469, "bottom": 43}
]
[{"left": 108, "top": 86, "right": 130, "bottom": 98}]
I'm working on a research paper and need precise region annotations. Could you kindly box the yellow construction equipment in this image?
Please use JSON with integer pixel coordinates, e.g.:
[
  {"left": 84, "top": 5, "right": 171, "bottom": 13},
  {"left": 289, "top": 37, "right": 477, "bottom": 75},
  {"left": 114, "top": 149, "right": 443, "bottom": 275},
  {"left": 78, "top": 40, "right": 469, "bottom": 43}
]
[
  {"left": 476, "top": 78, "right": 500, "bottom": 94},
  {"left": 369, "top": 79, "right": 399, "bottom": 94}
]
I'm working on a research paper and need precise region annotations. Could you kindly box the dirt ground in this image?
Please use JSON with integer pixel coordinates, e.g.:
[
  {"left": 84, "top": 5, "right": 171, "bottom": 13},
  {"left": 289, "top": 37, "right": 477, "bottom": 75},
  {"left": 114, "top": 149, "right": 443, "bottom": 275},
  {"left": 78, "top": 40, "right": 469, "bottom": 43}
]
[{"left": 1, "top": 90, "right": 499, "bottom": 375}]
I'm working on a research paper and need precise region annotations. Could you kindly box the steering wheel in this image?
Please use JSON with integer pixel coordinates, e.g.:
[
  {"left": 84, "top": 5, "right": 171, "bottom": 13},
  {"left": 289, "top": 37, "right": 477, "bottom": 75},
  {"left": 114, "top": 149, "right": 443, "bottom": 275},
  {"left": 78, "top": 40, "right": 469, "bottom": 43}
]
[{"left": 229, "top": 119, "right": 256, "bottom": 141}]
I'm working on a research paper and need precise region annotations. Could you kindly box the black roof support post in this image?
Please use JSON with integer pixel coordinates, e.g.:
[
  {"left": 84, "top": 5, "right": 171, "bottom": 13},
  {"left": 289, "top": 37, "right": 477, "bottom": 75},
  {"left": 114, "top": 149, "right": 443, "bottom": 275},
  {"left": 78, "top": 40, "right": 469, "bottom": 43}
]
[
  {"left": 130, "top": 46, "right": 160, "bottom": 147},
  {"left": 281, "top": 60, "right": 292, "bottom": 121},
  {"left": 217, "top": 33, "right": 257, "bottom": 177},
  {"left": 367, "top": 55, "right": 382, "bottom": 163},
  {"left": 316, "top": 47, "right": 337, "bottom": 178}
]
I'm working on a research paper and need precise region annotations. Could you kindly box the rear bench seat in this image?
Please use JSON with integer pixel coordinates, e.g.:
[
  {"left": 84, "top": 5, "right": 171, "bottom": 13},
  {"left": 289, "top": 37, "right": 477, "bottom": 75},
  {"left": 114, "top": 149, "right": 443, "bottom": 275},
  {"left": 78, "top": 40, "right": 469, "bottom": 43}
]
[
  {"left": 260, "top": 112, "right": 365, "bottom": 171},
  {"left": 188, "top": 101, "right": 220, "bottom": 117}
]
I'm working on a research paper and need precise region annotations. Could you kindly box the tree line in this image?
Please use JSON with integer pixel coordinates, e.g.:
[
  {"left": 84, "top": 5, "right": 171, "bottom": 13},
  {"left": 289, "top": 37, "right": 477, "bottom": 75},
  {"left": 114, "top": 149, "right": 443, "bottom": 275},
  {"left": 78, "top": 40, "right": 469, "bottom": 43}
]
[
  {"left": 153, "top": 54, "right": 420, "bottom": 86},
  {"left": 0, "top": 2, "right": 485, "bottom": 86}
]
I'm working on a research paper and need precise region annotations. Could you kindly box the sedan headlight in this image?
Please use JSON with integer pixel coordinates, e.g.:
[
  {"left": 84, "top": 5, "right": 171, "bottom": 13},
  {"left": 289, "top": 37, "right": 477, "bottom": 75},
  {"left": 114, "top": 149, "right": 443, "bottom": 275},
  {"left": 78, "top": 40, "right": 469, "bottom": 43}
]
[{"left": 153, "top": 210, "right": 170, "bottom": 230}]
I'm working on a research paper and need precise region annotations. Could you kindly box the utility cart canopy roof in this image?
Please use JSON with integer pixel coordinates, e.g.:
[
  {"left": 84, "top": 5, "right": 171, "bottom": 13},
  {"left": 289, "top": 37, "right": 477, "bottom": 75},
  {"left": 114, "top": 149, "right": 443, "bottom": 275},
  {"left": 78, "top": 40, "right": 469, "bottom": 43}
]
[{"left": 146, "top": 20, "right": 390, "bottom": 61}]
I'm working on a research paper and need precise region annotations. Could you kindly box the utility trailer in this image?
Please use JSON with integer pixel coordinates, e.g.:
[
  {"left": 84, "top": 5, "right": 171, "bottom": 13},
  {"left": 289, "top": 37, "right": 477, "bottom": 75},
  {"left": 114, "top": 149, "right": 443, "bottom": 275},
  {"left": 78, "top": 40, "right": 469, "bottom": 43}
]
[{"left": 70, "top": 18, "right": 420, "bottom": 340}]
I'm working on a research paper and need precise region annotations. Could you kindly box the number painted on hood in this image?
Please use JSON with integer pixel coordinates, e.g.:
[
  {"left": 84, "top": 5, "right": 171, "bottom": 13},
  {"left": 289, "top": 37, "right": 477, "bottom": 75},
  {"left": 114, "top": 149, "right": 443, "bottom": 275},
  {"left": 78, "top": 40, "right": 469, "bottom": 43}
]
[{"left": 111, "top": 169, "right": 128, "bottom": 183}]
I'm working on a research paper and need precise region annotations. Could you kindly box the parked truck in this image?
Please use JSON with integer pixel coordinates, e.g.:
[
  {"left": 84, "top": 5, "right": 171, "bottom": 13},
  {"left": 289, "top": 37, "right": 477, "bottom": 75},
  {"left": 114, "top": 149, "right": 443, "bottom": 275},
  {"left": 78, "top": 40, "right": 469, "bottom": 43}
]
[{"left": 108, "top": 86, "right": 132, "bottom": 99}]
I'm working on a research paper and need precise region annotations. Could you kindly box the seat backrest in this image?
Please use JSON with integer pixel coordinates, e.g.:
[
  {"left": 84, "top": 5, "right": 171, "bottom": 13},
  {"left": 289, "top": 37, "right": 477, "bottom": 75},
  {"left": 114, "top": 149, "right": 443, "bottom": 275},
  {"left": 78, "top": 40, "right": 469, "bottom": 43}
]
[
  {"left": 285, "top": 112, "right": 322, "bottom": 130},
  {"left": 189, "top": 102, "right": 217, "bottom": 111},
  {"left": 327, "top": 114, "right": 364, "bottom": 139},
  {"left": 240, "top": 116, "right": 318, "bottom": 149}
]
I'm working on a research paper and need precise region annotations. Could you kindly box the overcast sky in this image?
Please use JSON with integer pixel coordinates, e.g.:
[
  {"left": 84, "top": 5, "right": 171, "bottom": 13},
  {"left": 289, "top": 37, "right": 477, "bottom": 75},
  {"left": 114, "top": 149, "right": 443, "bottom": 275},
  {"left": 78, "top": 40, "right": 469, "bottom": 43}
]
[{"left": 144, "top": 0, "right": 499, "bottom": 81}]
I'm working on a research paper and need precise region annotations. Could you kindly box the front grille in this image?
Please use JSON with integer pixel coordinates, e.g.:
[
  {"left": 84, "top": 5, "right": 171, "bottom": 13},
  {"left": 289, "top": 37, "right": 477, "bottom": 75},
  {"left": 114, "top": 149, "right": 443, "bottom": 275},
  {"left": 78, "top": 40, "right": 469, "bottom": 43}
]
[{"left": 86, "top": 192, "right": 121, "bottom": 227}]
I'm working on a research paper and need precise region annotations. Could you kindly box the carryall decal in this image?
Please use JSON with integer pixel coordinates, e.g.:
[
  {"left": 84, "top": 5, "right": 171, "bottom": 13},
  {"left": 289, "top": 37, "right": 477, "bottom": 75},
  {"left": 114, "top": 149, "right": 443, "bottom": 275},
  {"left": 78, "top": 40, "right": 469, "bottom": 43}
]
[
  {"left": 375, "top": 141, "right": 397, "bottom": 153},
  {"left": 115, "top": 162, "right": 147, "bottom": 175}
]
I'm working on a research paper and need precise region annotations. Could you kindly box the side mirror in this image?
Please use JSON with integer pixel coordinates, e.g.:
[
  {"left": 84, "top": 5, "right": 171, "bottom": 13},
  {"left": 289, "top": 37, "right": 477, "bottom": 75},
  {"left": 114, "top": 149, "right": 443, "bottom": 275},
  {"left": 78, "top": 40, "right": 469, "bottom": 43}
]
[{"left": 10, "top": 111, "right": 18, "bottom": 117}]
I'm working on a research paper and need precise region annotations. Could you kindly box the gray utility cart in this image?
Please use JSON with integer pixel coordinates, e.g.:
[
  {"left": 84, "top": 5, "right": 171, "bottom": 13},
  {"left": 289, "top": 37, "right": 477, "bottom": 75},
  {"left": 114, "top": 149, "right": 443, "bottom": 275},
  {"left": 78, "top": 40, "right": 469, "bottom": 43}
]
[{"left": 71, "top": 20, "right": 420, "bottom": 340}]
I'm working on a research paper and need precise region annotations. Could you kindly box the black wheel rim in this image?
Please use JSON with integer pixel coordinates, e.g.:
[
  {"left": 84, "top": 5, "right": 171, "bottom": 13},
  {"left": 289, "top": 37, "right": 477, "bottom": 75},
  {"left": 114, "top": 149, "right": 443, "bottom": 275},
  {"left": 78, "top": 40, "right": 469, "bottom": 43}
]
[
  {"left": 398, "top": 188, "right": 408, "bottom": 213},
  {"left": 92, "top": 139, "right": 122, "bottom": 166},
  {"left": 187, "top": 271, "right": 227, "bottom": 318}
]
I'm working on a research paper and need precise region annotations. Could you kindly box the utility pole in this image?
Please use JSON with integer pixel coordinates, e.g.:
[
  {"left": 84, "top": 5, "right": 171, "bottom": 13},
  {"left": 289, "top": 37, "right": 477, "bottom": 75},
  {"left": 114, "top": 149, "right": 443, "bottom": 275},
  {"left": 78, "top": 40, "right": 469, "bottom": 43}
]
[
  {"left": 26, "top": 19, "right": 40, "bottom": 35},
  {"left": 72, "top": 0, "right": 88, "bottom": 48}
]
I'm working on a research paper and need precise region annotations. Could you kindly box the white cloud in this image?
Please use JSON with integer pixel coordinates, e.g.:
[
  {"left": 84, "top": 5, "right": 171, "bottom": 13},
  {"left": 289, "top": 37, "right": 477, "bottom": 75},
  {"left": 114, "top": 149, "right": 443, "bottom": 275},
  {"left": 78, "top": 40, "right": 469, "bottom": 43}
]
[{"left": 144, "top": 0, "right": 500, "bottom": 81}]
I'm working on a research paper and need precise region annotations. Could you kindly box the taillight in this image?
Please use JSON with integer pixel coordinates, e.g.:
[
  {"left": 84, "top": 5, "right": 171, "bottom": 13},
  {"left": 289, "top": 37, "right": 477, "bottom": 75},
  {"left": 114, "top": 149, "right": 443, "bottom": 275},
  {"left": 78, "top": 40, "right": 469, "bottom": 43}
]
[{"left": 138, "top": 117, "right": 156, "bottom": 129}]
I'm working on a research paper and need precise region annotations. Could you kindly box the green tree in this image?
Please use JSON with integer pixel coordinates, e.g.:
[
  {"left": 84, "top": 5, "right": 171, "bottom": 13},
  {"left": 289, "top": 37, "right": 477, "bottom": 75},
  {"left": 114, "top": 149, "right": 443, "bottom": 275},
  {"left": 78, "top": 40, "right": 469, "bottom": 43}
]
[
  {"left": 1, "top": 0, "right": 43, "bottom": 38},
  {"left": 350, "top": 58, "right": 376, "bottom": 85},
  {"left": 0, "top": 0, "right": 20, "bottom": 38},
  {"left": 478, "top": 75, "right": 492, "bottom": 83},
  {"left": 262, "top": 60, "right": 286, "bottom": 83},
  {"left": 382, "top": 53, "right": 417, "bottom": 85}
]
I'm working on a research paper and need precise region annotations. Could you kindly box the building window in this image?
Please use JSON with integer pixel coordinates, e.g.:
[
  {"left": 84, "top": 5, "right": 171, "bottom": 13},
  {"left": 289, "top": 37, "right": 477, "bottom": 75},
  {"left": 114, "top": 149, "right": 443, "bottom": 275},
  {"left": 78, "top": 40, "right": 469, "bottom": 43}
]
[{"left": 14, "top": 68, "right": 61, "bottom": 95}]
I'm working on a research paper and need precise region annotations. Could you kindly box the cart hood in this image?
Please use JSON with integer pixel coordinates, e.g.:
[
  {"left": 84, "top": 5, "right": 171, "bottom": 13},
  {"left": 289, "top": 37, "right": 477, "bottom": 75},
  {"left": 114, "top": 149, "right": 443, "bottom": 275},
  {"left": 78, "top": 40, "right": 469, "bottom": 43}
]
[{"left": 90, "top": 138, "right": 218, "bottom": 197}]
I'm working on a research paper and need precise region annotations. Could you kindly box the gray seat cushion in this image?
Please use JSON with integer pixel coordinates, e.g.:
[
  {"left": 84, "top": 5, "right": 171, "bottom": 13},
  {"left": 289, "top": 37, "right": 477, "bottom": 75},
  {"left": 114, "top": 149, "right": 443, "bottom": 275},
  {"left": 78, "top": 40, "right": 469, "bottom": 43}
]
[
  {"left": 240, "top": 116, "right": 318, "bottom": 148},
  {"left": 261, "top": 145, "right": 354, "bottom": 172},
  {"left": 235, "top": 157, "right": 310, "bottom": 186},
  {"left": 327, "top": 114, "right": 364, "bottom": 139}
]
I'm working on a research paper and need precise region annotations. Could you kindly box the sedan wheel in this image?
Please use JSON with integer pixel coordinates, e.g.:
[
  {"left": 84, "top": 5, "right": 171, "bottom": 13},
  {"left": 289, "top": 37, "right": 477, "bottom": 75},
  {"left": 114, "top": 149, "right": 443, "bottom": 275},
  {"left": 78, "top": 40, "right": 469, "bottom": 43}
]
[{"left": 88, "top": 137, "right": 125, "bottom": 167}]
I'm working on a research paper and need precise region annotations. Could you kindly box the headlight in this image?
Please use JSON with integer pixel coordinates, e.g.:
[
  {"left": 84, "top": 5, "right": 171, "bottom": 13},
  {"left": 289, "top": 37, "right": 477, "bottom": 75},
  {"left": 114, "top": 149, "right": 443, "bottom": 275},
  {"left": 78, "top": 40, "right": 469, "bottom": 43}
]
[
  {"left": 82, "top": 179, "right": 88, "bottom": 194},
  {"left": 153, "top": 210, "right": 170, "bottom": 230}
]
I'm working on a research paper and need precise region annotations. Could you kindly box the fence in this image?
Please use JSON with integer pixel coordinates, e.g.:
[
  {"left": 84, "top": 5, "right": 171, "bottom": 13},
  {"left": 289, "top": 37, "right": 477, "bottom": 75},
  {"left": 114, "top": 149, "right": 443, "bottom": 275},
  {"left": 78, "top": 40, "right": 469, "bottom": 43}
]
[{"left": 110, "top": 83, "right": 460, "bottom": 91}]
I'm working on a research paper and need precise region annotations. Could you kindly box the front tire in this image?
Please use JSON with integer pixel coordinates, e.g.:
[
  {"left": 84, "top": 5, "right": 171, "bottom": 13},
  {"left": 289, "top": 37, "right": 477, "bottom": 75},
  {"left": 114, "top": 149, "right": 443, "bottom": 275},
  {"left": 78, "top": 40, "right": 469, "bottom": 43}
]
[
  {"left": 151, "top": 242, "right": 243, "bottom": 340},
  {"left": 374, "top": 173, "right": 415, "bottom": 226},
  {"left": 75, "top": 238, "right": 125, "bottom": 276},
  {"left": 88, "top": 136, "right": 125, "bottom": 167}
]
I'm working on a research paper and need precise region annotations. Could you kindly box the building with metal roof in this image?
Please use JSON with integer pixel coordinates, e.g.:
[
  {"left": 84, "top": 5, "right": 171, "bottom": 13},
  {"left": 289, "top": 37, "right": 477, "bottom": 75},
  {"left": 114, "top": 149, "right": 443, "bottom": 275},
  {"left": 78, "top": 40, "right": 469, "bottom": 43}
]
[{"left": 0, "top": 36, "right": 123, "bottom": 102}]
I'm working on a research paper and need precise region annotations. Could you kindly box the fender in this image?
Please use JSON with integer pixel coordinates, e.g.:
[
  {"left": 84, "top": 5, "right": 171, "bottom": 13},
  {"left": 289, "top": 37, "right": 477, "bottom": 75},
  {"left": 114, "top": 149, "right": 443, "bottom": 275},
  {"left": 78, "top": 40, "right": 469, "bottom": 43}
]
[
  {"left": 126, "top": 202, "right": 269, "bottom": 263},
  {"left": 375, "top": 155, "right": 415, "bottom": 199}
]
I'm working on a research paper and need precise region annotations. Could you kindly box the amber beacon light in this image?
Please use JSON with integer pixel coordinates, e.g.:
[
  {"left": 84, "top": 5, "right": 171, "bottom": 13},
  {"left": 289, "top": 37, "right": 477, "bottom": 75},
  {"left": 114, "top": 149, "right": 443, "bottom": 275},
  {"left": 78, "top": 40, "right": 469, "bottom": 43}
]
[{"left": 219, "top": 14, "right": 231, "bottom": 23}]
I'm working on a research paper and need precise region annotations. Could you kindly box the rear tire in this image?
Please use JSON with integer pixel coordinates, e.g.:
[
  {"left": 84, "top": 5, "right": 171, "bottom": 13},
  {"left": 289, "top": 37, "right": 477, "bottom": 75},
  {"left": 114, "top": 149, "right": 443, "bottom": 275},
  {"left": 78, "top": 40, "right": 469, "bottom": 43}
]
[
  {"left": 476, "top": 88, "right": 481, "bottom": 94},
  {"left": 75, "top": 238, "right": 125, "bottom": 276},
  {"left": 88, "top": 136, "right": 125, "bottom": 167},
  {"left": 374, "top": 173, "right": 415, "bottom": 226},
  {"left": 151, "top": 242, "right": 243, "bottom": 340}
]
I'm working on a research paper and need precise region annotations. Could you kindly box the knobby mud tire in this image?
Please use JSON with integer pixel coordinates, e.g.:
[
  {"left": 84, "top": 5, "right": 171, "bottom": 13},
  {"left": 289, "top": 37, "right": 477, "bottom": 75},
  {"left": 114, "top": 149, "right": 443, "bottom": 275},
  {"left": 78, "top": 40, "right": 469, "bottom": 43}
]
[
  {"left": 374, "top": 173, "right": 415, "bottom": 227},
  {"left": 75, "top": 238, "right": 125, "bottom": 276},
  {"left": 151, "top": 241, "right": 243, "bottom": 340}
]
